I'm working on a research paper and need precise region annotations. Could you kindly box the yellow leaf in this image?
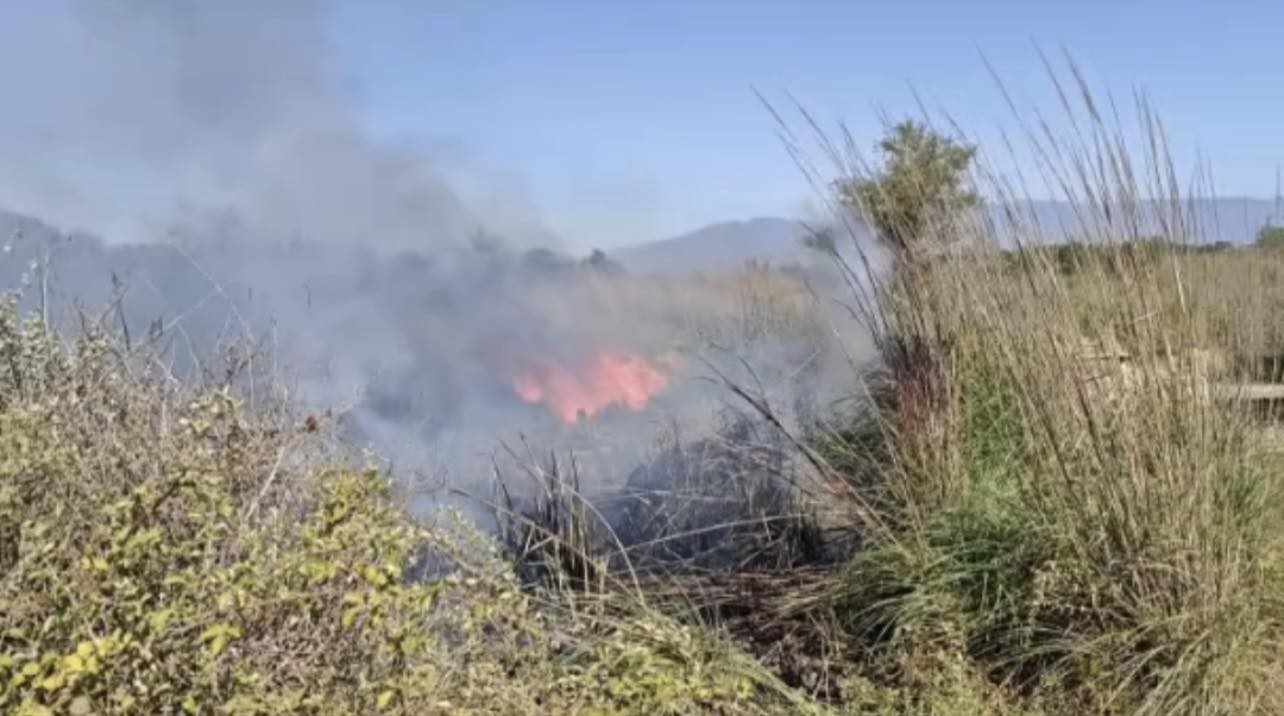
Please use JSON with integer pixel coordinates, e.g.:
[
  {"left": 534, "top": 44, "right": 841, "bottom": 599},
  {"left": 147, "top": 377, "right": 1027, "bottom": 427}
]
[
  {"left": 148, "top": 609, "right": 174, "bottom": 634},
  {"left": 210, "top": 635, "right": 229, "bottom": 656},
  {"left": 200, "top": 624, "right": 242, "bottom": 657},
  {"left": 182, "top": 695, "right": 198, "bottom": 714},
  {"left": 60, "top": 653, "right": 84, "bottom": 674},
  {"left": 341, "top": 607, "right": 361, "bottom": 629},
  {"left": 363, "top": 565, "right": 389, "bottom": 588},
  {"left": 376, "top": 690, "right": 396, "bottom": 709}
]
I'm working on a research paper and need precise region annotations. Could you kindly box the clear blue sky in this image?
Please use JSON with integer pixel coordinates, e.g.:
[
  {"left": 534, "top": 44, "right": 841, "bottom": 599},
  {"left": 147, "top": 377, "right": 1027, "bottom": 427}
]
[
  {"left": 328, "top": 1, "right": 1284, "bottom": 249},
  {"left": 326, "top": 1, "right": 1284, "bottom": 249}
]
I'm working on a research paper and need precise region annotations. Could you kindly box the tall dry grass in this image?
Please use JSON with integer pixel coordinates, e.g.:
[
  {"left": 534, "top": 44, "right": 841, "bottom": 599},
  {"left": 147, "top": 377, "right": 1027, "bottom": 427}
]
[
  {"left": 776, "top": 64, "right": 1284, "bottom": 714},
  {"left": 491, "top": 66, "right": 1284, "bottom": 713}
]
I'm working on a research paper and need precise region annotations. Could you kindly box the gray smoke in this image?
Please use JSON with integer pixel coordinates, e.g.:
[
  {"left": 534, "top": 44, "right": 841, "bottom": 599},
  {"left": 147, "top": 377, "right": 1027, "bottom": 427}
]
[
  {"left": 0, "top": 1, "right": 874, "bottom": 521},
  {"left": 0, "top": 0, "right": 549, "bottom": 250}
]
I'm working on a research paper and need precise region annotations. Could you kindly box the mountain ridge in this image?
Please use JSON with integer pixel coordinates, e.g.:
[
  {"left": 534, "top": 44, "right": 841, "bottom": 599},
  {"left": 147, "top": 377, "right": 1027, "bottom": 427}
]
[
  {"left": 612, "top": 216, "right": 847, "bottom": 274},
  {"left": 611, "top": 196, "right": 1283, "bottom": 274}
]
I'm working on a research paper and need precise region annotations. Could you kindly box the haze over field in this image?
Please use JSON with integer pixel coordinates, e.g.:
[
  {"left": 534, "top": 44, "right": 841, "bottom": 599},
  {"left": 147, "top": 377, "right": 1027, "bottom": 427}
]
[{"left": 1, "top": 1, "right": 1281, "bottom": 518}]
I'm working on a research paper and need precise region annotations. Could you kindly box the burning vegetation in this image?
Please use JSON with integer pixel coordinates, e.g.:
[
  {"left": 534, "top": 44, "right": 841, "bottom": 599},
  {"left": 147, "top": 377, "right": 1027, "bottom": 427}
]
[
  {"left": 13, "top": 1, "right": 1276, "bottom": 713},
  {"left": 510, "top": 349, "right": 672, "bottom": 423}
]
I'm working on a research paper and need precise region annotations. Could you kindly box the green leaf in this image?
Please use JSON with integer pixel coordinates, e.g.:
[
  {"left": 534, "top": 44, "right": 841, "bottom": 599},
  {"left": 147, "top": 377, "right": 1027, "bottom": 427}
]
[
  {"left": 200, "top": 623, "right": 242, "bottom": 657},
  {"left": 148, "top": 609, "right": 175, "bottom": 634}
]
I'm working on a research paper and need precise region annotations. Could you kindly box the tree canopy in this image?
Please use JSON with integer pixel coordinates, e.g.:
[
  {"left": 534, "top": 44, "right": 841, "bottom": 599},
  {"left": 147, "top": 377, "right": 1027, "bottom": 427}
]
[
  {"left": 838, "top": 120, "right": 979, "bottom": 258},
  {"left": 1256, "top": 224, "right": 1284, "bottom": 250}
]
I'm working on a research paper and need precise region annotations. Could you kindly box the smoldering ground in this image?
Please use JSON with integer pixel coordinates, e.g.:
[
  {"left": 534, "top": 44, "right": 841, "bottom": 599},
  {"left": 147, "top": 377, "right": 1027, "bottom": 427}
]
[{"left": 0, "top": 0, "right": 877, "bottom": 563}]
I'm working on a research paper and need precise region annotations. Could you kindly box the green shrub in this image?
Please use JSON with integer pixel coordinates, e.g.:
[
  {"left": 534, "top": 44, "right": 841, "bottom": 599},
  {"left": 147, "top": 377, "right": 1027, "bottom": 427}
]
[
  {"left": 1256, "top": 225, "right": 1284, "bottom": 251},
  {"left": 0, "top": 297, "right": 823, "bottom": 715}
]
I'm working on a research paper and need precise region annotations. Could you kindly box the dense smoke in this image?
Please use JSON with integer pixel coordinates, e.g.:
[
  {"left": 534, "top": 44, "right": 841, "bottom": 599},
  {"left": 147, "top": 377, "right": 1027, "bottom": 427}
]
[
  {"left": 0, "top": 0, "right": 549, "bottom": 249},
  {"left": 0, "top": 1, "right": 873, "bottom": 525}
]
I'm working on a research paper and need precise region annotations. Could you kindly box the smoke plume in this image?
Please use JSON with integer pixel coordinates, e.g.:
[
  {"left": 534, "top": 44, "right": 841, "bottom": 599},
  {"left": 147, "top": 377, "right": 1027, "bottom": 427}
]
[
  {"left": 0, "top": 1, "right": 873, "bottom": 525},
  {"left": 0, "top": 0, "right": 552, "bottom": 249}
]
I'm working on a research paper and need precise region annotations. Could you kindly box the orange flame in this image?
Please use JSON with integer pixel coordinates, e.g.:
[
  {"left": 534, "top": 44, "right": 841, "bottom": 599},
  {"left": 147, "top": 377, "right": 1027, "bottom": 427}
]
[{"left": 511, "top": 350, "right": 670, "bottom": 424}]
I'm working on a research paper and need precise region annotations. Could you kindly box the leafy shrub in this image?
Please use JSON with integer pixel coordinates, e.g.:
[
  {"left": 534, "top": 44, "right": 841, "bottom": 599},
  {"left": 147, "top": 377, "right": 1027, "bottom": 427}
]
[
  {"left": 1256, "top": 225, "right": 1284, "bottom": 250},
  {"left": 0, "top": 297, "right": 822, "bottom": 715},
  {"left": 836, "top": 120, "right": 979, "bottom": 259}
]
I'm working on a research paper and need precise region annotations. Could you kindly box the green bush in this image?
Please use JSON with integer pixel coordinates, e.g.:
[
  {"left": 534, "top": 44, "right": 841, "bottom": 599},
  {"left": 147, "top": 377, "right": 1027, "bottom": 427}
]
[
  {"left": 836, "top": 120, "right": 979, "bottom": 259},
  {"left": 1256, "top": 225, "right": 1284, "bottom": 251},
  {"left": 0, "top": 298, "right": 822, "bottom": 715}
]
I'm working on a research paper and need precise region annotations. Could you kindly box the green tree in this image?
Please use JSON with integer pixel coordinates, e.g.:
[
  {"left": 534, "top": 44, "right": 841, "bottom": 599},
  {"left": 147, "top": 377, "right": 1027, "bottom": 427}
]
[
  {"left": 1256, "top": 224, "right": 1284, "bottom": 250},
  {"left": 839, "top": 120, "right": 979, "bottom": 258}
]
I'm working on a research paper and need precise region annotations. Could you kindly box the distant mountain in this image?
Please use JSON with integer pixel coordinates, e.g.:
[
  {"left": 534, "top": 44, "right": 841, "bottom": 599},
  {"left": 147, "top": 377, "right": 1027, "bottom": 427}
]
[
  {"left": 999, "top": 197, "right": 1281, "bottom": 247},
  {"left": 614, "top": 217, "right": 857, "bottom": 274},
  {"left": 616, "top": 198, "right": 1283, "bottom": 275}
]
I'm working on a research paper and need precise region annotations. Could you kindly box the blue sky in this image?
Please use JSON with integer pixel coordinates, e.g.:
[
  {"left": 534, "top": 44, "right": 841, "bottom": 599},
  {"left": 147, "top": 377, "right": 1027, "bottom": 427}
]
[
  {"left": 325, "top": 1, "right": 1284, "bottom": 249},
  {"left": 0, "top": 1, "right": 1276, "bottom": 250}
]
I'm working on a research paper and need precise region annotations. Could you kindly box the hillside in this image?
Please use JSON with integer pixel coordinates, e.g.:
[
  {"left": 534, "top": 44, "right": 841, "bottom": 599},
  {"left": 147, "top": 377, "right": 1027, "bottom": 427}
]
[
  {"left": 1003, "top": 197, "right": 1280, "bottom": 246},
  {"left": 609, "top": 197, "right": 1281, "bottom": 276},
  {"left": 613, "top": 217, "right": 831, "bottom": 273}
]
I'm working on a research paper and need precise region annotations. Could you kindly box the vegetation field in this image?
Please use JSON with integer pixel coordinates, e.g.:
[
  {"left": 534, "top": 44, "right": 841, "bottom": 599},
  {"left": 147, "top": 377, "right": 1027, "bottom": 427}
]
[{"left": 6, "top": 76, "right": 1284, "bottom": 715}]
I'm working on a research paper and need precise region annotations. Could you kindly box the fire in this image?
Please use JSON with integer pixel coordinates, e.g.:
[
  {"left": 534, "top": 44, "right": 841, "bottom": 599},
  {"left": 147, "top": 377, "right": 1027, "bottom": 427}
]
[{"left": 511, "top": 350, "right": 670, "bottom": 424}]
